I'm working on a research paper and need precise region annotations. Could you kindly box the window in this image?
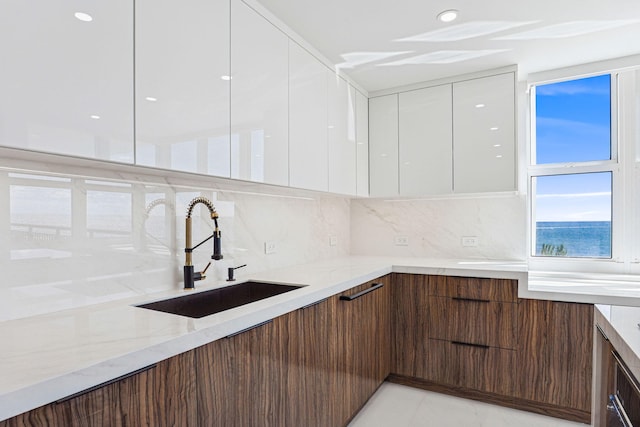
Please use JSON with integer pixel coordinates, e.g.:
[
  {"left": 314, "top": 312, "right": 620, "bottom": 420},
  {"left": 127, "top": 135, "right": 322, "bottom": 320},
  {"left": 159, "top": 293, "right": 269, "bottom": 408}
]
[{"left": 530, "top": 74, "right": 615, "bottom": 259}]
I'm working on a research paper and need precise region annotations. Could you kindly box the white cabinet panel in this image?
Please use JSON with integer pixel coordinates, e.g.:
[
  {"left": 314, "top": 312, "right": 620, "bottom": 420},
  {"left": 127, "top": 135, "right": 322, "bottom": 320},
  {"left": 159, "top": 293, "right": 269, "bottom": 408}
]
[
  {"left": 0, "top": 1, "right": 134, "bottom": 162},
  {"left": 399, "top": 85, "right": 453, "bottom": 195},
  {"left": 369, "top": 95, "right": 399, "bottom": 197},
  {"left": 135, "top": 0, "right": 230, "bottom": 176},
  {"left": 328, "top": 76, "right": 357, "bottom": 195},
  {"left": 230, "top": 0, "right": 289, "bottom": 186},
  {"left": 453, "top": 73, "right": 516, "bottom": 193},
  {"left": 355, "top": 91, "right": 369, "bottom": 197},
  {"left": 288, "top": 42, "right": 328, "bottom": 192}
]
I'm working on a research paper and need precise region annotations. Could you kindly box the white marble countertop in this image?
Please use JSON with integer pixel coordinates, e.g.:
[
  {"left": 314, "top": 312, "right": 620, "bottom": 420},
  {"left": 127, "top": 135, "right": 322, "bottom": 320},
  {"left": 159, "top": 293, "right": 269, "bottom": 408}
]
[
  {"left": 0, "top": 255, "right": 527, "bottom": 421},
  {"left": 595, "top": 304, "right": 640, "bottom": 382},
  {"left": 3, "top": 254, "right": 640, "bottom": 422}
]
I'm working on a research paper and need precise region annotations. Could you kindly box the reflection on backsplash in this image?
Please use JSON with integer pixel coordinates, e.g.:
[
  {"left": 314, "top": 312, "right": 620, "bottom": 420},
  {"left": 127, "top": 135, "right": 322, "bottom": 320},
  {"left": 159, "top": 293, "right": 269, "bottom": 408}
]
[{"left": 0, "top": 166, "right": 350, "bottom": 321}]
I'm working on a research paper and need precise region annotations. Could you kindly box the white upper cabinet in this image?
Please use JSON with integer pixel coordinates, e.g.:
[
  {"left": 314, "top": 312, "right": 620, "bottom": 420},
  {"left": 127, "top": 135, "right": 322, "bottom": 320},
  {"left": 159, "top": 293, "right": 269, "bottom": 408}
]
[
  {"left": 289, "top": 42, "right": 328, "bottom": 192},
  {"left": 328, "top": 76, "right": 357, "bottom": 196},
  {"left": 453, "top": 73, "right": 516, "bottom": 193},
  {"left": 135, "top": 0, "right": 230, "bottom": 176},
  {"left": 0, "top": 1, "right": 134, "bottom": 162},
  {"left": 355, "top": 91, "right": 369, "bottom": 197},
  {"left": 369, "top": 95, "right": 399, "bottom": 197},
  {"left": 230, "top": 0, "right": 289, "bottom": 186},
  {"left": 399, "top": 85, "right": 453, "bottom": 195}
]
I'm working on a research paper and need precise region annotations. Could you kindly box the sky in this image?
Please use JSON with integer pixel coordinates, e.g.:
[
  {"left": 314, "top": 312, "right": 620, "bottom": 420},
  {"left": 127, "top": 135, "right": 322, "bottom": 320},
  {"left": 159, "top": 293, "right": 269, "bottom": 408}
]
[{"left": 534, "top": 74, "right": 612, "bottom": 222}]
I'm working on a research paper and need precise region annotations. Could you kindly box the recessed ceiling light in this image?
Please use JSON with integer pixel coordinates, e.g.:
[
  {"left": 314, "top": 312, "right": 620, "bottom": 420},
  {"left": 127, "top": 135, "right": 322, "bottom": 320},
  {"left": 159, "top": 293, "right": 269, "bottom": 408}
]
[
  {"left": 221, "top": 75, "right": 232, "bottom": 81},
  {"left": 493, "top": 144, "right": 502, "bottom": 147},
  {"left": 90, "top": 115, "right": 100, "bottom": 119},
  {"left": 437, "top": 10, "right": 458, "bottom": 23},
  {"left": 74, "top": 12, "right": 93, "bottom": 22},
  {"left": 490, "top": 127, "right": 499, "bottom": 131},
  {"left": 475, "top": 103, "right": 485, "bottom": 108},
  {"left": 145, "top": 97, "right": 157, "bottom": 102},
  {"left": 496, "top": 155, "right": 503, "bottom": 158}
]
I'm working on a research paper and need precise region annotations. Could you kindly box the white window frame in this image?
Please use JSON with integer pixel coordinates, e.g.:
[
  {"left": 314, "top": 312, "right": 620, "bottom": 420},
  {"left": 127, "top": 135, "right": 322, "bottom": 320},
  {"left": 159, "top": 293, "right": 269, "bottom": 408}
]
[{"left": 527, "top": 61, "right": 640, "bottom": 274}]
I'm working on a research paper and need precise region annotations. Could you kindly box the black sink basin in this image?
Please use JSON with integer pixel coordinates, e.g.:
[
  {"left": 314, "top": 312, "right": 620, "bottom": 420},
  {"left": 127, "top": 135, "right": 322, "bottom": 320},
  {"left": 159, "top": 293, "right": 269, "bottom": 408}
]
[{"left": 136, "top": 281, "right": 304, "bottom": 318}]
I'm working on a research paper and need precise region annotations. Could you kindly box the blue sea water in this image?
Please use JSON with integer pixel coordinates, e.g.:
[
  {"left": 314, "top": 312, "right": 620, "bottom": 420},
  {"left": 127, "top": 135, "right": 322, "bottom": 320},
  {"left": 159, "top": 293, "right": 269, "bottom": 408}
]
[{"left": 535, "top": 221, "right": 611, "bottom": 258}]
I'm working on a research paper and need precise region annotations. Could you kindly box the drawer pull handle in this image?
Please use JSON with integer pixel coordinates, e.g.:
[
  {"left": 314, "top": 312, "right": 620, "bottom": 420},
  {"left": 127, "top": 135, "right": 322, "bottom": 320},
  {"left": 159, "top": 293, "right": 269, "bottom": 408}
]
[
  {"left": 451, "top": 341, "right": 490, "bottom": 349},
  {"left": 56, "top": 364, "right": 157, "bottom": 403},
  {"left": 452, "top": 297, "right": 490, "bottom": 303},
  {"left": 300, "top": 297, "right": 329, "bottom": 310},
  {"left": 340, "top": 283, "right": 384, "bottom": 301},
  {"left": 226, "top": 319, "right": 273, "bottom": 338}
]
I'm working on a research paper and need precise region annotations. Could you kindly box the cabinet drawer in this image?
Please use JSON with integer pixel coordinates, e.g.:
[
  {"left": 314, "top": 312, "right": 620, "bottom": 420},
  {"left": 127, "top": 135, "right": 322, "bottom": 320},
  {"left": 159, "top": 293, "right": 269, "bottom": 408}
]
[
  {"left": 431, "top": 276, "right": 517, "bottom": 302},
  {"left": 427, "top": 339, "right": 516, "bottom": 396},
  {"left": 429, "top": 296, "right": 516, "bottom": 349}
]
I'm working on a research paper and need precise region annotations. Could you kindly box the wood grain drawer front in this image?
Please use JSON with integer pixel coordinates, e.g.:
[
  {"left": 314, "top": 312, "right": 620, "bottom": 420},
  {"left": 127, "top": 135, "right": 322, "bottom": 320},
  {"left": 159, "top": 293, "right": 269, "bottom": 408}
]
[
  {"left": 427, "top": 339, "right": 516, "bottom": 396},
  {"left": 431, "top": 276, "right": 517, "bottom": 303},
  {"left": 429, "top": 296, "right": 516, "bottom": 349}
]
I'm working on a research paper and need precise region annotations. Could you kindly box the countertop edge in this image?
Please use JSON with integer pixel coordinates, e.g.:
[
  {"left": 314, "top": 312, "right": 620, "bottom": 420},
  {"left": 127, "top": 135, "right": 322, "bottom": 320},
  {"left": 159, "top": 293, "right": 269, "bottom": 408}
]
[{"left": 4, "top": 256, "right": 622, "bottom": 422}]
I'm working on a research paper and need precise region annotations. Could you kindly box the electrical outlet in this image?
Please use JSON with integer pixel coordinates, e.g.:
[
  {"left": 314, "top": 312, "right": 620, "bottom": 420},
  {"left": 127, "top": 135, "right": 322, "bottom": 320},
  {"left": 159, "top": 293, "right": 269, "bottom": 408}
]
[
  {"left": 329, "top": 235, "right": 338, "bottom": 246},
  {"left": 264, "top": 241, "right": 277, "bottom": 254},
  {"left": 395, "top": 236, "right": 409, "bottom": 246},
  {"left": 461, "top": 236, "right": 479, "bottom": 247}
]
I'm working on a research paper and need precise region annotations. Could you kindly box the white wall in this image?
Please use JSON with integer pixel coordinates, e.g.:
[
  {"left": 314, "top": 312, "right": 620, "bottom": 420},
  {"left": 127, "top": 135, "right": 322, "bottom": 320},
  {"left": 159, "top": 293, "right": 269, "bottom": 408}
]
[
  {"left": 0, "top": 155, "right": 350, "bottom": 321},
  {"left": 350, "top": 195, "right": 527, "bottom": 260}
]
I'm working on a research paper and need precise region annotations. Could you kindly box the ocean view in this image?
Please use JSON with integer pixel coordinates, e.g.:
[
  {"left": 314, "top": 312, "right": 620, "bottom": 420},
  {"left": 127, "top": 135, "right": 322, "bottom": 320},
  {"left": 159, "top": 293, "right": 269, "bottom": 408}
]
[{"left": 535, "top": 221, "right": 611, "bottom": 258}]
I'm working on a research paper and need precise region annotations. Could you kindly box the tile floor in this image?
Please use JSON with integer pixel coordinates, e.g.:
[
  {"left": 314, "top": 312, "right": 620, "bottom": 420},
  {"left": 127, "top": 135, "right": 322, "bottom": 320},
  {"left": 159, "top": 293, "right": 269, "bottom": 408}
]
[{"left": 348, "top": 382, "right": 591, "bottom": 427}]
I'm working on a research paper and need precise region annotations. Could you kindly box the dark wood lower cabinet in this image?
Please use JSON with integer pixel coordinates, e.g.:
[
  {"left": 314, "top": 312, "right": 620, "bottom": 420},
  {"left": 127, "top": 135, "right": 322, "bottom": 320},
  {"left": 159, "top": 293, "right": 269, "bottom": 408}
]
[
  {"left": 391, "top": 273, "right": 431, "bottom": 379},
  {"left": 390, "top": 274, "right": 593, "bottom": 425},
  {"left": 1, "top": 274, "right": 595, "bottom": 426},
  {"left": 0, "top": 350, "right": 197, "bottom": 427},
  {"left": 516, "top": 299, "right": 593, "bottom": 423},
  {"left": 195, "top": 275, "right": 391, "bottom": 427},
  {"left": 336, "top": 276, "right": 391, "bottom": 426}
]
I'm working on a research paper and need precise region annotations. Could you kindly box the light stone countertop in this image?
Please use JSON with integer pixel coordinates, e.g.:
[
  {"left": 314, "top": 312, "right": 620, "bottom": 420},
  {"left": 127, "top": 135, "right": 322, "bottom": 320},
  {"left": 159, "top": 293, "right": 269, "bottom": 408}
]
[
  {"left": 2, "top": 254, "right": 640, "bottom": 422},
  {"left": 595, "top": 304, "right": 640, "bottom": 382}
]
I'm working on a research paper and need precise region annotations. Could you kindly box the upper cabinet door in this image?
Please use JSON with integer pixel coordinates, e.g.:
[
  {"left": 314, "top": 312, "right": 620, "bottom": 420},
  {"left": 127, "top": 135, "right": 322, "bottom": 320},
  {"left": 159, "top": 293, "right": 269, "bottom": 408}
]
[
  {"left": 135, "top": 0, "right": 230, "bottom": 176},
  {"left": 328, "top": 77, "right": 357, "bottom": 196},
  {"left": 355, "top": 91, "right": 369, "bottom": 197},
  {"left": 453, "top": 73, "right": 516, "bottom": 193},
  {"left": 399, "top": 85, "right": 453, "bottom": 196},
  {"left": 0, "top": 1, "right": 134, "bottom": 162},
  {"left": 289, "top": 41, "right": 328, "bottom": 192},
  {"left": 230, "top": 1, "right": 289, "bottom": 186},
  {"left": 369, "top": 95, "right": 399, "bottom": 197}
]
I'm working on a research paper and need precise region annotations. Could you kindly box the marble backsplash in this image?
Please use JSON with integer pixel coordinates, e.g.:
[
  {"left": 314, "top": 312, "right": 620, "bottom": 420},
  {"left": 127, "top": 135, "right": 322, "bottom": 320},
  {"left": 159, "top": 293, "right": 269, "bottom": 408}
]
[
  {"left": 350, "top": 194, "right": 527, "bottom": 260},
  {"left": 0, "top": 158, "right": 350, "bottom": 321}
]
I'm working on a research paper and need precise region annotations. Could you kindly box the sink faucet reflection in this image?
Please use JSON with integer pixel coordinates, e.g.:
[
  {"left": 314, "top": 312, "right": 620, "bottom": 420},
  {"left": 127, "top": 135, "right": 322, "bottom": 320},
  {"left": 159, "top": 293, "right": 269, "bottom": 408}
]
[{"left": 184, "top": 196, "right": 223, "bottom": 289}]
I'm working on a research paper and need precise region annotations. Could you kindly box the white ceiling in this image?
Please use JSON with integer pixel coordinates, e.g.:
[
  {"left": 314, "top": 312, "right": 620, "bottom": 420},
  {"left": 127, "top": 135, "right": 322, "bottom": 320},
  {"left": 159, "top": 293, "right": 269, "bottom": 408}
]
[{"left": 255, "top": 0, "right": 640, "bottom": 92}]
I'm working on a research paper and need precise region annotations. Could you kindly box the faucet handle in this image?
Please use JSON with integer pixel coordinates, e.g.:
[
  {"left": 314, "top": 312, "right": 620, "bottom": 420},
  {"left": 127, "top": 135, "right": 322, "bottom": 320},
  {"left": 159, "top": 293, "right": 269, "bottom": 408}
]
[
  {"left": 201, "top": 262, "right": 212, "bottom": 275},
  {"left": 227, "top": 264, "right": 247, "bottom": 281}
]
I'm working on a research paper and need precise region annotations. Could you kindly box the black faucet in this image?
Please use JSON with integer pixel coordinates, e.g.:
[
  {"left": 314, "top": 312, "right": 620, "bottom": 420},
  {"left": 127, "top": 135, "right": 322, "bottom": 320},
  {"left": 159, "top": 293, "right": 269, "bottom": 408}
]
[{"left": 184, "top": 196, "right": 223, "bottom": 289}]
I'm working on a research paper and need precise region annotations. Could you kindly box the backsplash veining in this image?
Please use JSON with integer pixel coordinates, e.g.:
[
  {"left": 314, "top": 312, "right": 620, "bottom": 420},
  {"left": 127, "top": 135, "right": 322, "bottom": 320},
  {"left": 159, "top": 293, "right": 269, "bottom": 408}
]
[
  {"left": 350, "top": 195, "right": 526, "bottom": 260},
  {"left": 0, "top": 163, "right": 350, "bottom": 321}
]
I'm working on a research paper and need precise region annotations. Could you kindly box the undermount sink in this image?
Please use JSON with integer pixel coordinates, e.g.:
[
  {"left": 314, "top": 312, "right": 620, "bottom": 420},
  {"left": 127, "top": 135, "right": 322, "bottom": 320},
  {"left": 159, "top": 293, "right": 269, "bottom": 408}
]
[{"left": 136, "top": 281, "right": 305, "bottom": 319}]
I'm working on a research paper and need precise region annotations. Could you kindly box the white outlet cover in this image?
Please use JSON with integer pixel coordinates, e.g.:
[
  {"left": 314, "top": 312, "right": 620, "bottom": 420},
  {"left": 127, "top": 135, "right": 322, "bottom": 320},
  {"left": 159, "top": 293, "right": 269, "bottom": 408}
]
[
  {"left": 395, "top": 236, "right": 409, "bottom": 246},
  {"left": 329, "top": 236, "right": 338, "bottom": 246},
  {"left": 461, "top": 236, "right": 479, "bottom": 247},
  {"left": 264, "top": 241, "right": 277, "bottom": 254}
]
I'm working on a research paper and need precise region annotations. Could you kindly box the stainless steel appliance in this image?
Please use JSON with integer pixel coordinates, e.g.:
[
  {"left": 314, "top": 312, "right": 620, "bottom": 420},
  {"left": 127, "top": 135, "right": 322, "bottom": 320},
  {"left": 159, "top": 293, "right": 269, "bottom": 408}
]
[{"left": 607, "top": 351, "right": 640, "bottom": 426}]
